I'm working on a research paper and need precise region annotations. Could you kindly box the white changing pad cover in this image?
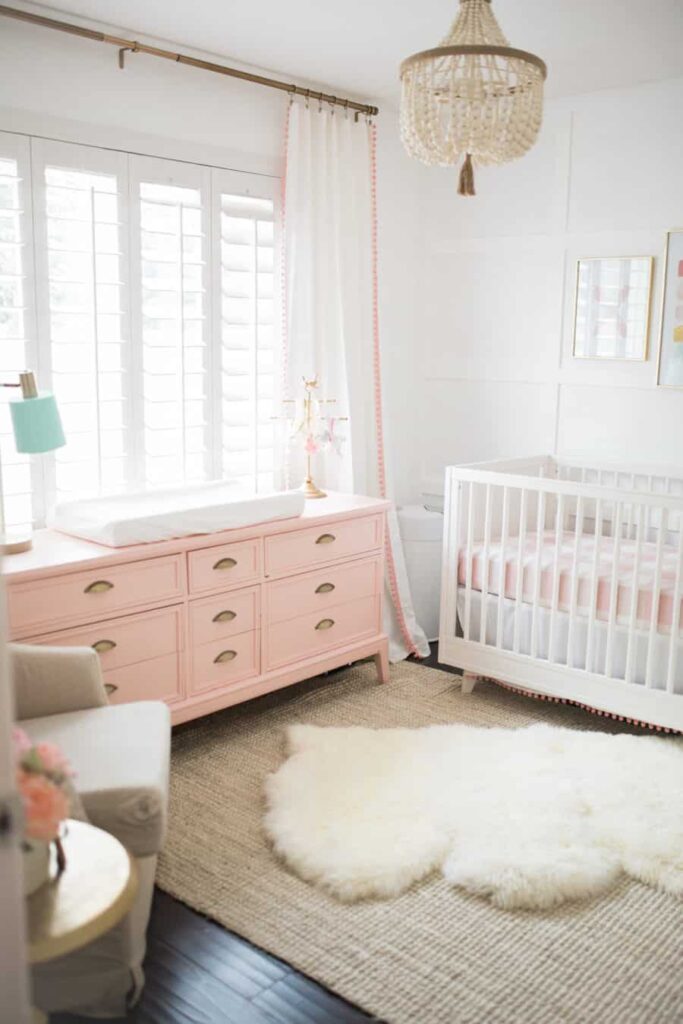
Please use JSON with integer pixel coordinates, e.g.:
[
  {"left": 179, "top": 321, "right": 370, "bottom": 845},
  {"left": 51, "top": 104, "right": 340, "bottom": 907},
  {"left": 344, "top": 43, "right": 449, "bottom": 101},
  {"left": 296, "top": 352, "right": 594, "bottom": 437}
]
[{"left": 50, "top": 482, "right": 305, "bottom": 547}]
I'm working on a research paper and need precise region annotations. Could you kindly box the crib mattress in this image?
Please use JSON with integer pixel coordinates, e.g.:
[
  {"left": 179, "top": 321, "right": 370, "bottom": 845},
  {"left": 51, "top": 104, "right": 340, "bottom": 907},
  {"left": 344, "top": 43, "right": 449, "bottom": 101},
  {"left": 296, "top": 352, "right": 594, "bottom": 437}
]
[{"left": 458, "top": 530, "right": 682, "bottom": 631}]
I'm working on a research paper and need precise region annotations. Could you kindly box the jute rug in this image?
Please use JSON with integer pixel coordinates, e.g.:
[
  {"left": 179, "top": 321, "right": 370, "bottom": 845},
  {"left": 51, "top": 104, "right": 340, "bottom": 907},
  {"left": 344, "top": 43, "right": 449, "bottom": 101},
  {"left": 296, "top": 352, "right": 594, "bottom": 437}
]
[{"left": 157, "top": 662, "right": 683, "bottom": 1024}]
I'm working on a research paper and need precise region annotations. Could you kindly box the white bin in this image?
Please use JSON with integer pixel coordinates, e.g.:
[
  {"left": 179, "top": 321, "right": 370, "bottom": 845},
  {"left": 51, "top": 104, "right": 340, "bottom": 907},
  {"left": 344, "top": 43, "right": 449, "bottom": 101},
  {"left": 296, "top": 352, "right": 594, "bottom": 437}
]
[{"left": 397, "top": 504, "right": 444, "bottom": 642}]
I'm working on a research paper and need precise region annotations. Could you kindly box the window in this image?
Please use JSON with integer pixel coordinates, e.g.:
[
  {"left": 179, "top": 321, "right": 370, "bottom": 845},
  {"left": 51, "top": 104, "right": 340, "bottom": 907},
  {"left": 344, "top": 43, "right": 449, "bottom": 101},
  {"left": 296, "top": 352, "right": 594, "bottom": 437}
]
[{"left": 0, "top": 133, "right": 280, "bottom": 529}]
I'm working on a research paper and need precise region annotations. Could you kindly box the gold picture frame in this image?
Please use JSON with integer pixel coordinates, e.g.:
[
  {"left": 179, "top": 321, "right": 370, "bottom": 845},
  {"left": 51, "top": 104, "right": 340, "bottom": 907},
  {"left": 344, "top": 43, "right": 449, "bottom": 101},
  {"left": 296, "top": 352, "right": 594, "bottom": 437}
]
[
  {"left": 572, "top": 256, "right": 653, "bottom": 362},
  {"left": 656, "top": 229, "right": 683, "bottom": 388}
]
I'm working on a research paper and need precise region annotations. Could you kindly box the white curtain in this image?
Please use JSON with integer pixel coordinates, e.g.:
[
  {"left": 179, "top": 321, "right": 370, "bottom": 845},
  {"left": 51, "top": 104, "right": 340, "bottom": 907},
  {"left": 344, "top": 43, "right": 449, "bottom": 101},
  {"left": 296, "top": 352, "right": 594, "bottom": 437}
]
[{"left": 283, "top": 100, "right": 429, "bottom": 661}]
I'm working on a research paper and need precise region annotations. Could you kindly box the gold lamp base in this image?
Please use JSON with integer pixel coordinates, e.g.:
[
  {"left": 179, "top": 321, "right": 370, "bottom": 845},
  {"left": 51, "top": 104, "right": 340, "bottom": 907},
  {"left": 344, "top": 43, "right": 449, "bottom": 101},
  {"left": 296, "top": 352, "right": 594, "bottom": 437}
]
[
  {"left": 302, "top": 477, "right": 327, "bottom": 500},
  {"left": 0, "top": 529, "right": 32, "bottom": 555}
]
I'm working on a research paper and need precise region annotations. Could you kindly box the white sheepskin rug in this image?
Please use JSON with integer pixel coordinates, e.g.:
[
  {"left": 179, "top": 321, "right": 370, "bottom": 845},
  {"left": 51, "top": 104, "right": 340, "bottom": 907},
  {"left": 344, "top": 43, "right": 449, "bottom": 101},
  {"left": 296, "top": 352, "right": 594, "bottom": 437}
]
[{"left": 264, "top": 723, "right": 683, "bottom": 910}]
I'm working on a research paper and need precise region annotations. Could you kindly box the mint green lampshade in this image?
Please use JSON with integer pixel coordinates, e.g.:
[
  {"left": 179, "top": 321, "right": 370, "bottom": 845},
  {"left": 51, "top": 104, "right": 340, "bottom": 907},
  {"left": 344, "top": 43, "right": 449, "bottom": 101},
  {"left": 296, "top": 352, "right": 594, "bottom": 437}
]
[{"left": 9, "top": 392, "right": 66, "bottom": 454}]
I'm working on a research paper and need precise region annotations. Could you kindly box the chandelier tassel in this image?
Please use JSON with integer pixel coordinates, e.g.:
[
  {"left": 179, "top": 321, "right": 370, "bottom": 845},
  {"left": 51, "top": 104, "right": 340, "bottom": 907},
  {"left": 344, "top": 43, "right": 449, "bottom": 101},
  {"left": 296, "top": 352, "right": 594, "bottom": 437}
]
[{"left": 458, "top": 153, "right": 475, "bottom": 196}]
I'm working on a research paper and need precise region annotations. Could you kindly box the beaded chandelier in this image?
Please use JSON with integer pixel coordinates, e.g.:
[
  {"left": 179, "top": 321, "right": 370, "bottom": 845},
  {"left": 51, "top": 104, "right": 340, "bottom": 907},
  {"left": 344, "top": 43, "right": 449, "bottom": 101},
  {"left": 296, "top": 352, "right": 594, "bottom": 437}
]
[{"left": 400, "top": 0, "right": 547, "bottom": 196}]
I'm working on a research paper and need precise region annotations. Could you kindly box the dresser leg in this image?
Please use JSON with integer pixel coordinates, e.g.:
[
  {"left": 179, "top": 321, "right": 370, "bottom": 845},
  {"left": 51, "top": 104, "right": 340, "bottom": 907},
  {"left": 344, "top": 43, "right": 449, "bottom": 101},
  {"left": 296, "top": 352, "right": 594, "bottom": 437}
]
[{"left": 374, "top": 641, "right": 390, "bottom": 684}]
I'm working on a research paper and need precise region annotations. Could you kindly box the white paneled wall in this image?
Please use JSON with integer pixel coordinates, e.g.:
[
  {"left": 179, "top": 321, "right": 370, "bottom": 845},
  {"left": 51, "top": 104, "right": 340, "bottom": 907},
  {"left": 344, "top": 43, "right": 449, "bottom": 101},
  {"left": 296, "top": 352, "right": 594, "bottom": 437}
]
[
  {"left": 418, "top": 77, "right": 683, "bottom": 496},
  {"left": 557, "top": 386, "right": 683, "bottom": 467},
  {"left": 421, "top": 380, "right": 558, "bottom": 496}
]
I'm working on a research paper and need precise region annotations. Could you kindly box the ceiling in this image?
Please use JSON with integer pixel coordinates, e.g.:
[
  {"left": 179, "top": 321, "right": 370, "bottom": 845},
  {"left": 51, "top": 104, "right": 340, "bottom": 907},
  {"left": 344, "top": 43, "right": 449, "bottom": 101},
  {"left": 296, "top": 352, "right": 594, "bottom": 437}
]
[{"left": 16, "top": 0, "right": 683, "bottom": 105}]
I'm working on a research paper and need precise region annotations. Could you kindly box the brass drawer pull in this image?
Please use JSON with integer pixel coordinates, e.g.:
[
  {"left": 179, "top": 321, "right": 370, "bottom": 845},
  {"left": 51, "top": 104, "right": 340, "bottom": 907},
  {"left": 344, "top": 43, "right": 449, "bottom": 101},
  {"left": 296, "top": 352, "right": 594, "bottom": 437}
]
[
  {"left": 315, "top": 533, "right": 336, "bottom": 545},
  {"left": 212, "top": 609, "right": 237, "bottom": 623},
  {"left": 213, "top": 557, "right": 237, "bottom": 571},
  {"left": 315, "top": 618, "right": 335, "bottom": 631},
  {"left": 92, "top": 639, "right": 117, "bottom": 654},
  {"left": 104, "top": 683, "right": 118, "bottom": 696},
  {"left": 214, "top": 649, "right": 237, "bottom": 664},
  {"left": 315, "top": 582, "right": 335, "bottom": 594},
  {"left": 84, "top": 579, "right": 114, "bottom": 594}
]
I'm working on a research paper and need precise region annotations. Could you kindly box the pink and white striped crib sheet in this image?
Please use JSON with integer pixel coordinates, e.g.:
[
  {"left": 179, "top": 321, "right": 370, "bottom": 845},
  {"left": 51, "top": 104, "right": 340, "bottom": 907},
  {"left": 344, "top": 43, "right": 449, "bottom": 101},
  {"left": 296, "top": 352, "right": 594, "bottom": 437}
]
[{"left": 458, "top": 530, "right": 683, "bottom": 631}]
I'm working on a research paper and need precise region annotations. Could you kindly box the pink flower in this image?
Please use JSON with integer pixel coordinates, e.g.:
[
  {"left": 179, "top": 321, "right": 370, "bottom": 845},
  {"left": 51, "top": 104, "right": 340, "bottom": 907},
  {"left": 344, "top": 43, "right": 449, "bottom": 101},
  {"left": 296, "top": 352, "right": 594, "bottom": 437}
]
[
  {"left": 18, "top": 769, "right": 69, "bottom": 842},
  {"left": 304, "top": 435, "right": 319, "bottom": 454},
  {"left": 34, "top": 742, "right": 72, "bottom": 777}
]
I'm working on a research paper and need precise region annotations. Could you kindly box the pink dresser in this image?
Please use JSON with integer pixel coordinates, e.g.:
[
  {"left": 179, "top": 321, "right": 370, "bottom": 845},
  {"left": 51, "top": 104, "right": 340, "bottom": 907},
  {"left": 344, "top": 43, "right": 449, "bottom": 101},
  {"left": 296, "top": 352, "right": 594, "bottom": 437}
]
[{"left": 4, "top": 493, "right": 389, "bottom": 724}]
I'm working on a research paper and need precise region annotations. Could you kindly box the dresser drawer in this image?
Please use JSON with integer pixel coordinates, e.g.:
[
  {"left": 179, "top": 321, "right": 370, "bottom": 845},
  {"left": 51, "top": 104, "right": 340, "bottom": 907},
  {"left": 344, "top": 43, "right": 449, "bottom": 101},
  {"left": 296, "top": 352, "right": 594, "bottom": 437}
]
[
  {"left": 8, "top": 555, "right": 185, "bottom": 637},
  {"left": 265, "top": 514, "right": 383, "bottom": 577},
  {"left": 103, "top": 652, "right": 182, "bottom": 706},
  {"left": 266, "top": 557, "right": 381, "bottom": 625},
  {"left": 266, "top": 595, "right": 380, "bottom": 670},
  {"left": 25, "top": 606, "right": 183, "bottom": 673},
  {"left": 190, "top": 630, "right": 260, "bottom": 694},
  {"left": 189, "top": 586, "right": 259, "bottom": 647},
  {"left": 188, "top": 539, "right": 261, "bottom": 595}
]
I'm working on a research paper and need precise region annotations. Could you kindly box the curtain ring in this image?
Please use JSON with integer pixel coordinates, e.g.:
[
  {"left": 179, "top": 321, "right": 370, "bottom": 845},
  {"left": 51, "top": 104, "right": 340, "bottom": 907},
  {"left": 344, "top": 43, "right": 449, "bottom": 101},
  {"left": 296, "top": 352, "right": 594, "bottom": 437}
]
[
  {"left": 329, "top": 96, "right": 337, "bottom": 115},
  {"left": 343, "top": 98, "right": 349, "bottom": 119},
  {"left": 304, "top": 88, "right": 311, "bottom": 109}
]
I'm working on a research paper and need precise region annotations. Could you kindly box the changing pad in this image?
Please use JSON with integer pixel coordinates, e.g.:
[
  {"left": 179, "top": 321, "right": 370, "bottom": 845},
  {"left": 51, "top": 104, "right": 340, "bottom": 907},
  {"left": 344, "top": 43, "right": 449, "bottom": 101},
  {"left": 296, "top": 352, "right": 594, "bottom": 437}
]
[{"left": 50, "top": 482, "right": 305, "bottom": 547}]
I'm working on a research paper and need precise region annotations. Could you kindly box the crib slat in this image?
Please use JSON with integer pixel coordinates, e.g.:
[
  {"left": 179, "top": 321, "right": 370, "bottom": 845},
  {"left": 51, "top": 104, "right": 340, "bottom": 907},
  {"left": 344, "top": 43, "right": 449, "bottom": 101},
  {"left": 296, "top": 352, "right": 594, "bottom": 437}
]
[
  {"left": 566, "top": 495, "right": 584, "bottom": 670},
  {"left": 645, "top": 506, "right": 668, "bottom": 689},
  {"left": 625, "top": 503, "right": 644, "bottom": 686},
  {"left": 547, "top": 494, "right": 565, "bottom": 664},
  {"left": 665, "top": 520, "right": 683, "bottom": 694},
  {"left": 513, "top": 489, "right": 528, "bottom": 654},
  {"left": 479, "top": 483, "right": 492, "bottom": 644},
  {"left": 605, "top": 500, "right": 623, "bottom": 680},
  {"left": 530, "top": 490, "right": 545, "bottom": 659},
  {"left": 463, "top": 482, "right": 475, "bottom": 642},
  {"left": 584, "top": 498, "right": 603, "bottom": 674},
  {"left": 495, "top": 486, "right": 510, "bottom": 649},
  {"left": 644, "top": 475, "right": 653, "bottom": 540},
  {"left": 625, "top": 473, "right": 636, "bottom": 541}
]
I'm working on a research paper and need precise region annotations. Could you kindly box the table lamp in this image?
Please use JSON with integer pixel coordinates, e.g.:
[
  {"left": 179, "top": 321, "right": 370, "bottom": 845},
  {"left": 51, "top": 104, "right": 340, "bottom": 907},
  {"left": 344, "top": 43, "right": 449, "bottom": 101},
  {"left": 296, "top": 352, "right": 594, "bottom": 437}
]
[{"left": 1, "top": 370, "right": 65, "bottom": 554}]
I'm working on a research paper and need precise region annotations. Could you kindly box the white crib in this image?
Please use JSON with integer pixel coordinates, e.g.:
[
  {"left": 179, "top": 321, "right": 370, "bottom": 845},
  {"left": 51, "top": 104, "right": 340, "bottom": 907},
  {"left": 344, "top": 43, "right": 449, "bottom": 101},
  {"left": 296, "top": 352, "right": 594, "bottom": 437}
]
[{"left": 438, "top": 455, "right": 683, "bottom": 732}]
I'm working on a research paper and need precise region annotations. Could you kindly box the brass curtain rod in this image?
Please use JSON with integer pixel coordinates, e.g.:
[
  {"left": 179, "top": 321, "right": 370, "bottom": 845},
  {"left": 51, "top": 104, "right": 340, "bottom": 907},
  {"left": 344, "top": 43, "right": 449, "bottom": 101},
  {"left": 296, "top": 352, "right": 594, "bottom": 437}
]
[{"left": 0, "top": 4, "right": 379, "bottom": 117}]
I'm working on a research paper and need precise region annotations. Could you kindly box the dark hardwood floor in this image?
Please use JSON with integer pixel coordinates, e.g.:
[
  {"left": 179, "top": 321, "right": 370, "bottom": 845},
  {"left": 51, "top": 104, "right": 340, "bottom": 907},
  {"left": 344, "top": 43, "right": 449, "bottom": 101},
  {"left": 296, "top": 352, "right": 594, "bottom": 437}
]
[
  {"left": 51, "top": 644, "right": 450, "bottom": 1024},
  {"left": 53, "top": 887, "right": 374, "bottom": 1024}
]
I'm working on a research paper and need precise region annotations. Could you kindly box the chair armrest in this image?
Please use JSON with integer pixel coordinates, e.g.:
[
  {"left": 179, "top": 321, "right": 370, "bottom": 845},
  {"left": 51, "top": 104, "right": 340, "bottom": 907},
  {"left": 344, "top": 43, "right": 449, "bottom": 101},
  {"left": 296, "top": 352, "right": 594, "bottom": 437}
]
[{"left": 11, "top": 643, "right": 108, "bottom": 721}]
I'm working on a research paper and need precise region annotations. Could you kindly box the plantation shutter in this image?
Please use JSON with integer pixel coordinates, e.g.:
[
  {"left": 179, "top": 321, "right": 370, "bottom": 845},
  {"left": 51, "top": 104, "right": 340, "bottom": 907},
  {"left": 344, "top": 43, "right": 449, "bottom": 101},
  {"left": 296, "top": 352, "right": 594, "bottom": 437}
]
[
  {"left": 0, "top": 133, "right": 281, "bottom": 527},
  {"left": 130, "top": 156, "right": 212, "bottom": 488},
  {"left": 213, "top": 169, "right": 280, "bottom": 492},
  {"left": 31, "top": 139, "right": 130, "bottom": 508}
]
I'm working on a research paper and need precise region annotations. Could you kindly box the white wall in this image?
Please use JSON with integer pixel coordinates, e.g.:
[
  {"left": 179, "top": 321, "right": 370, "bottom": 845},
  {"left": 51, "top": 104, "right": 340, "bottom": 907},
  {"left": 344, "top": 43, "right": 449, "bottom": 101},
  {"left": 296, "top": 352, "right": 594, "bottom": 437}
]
[
  {"left": 417, "top": 76, "right": 683, "bottom": 496},
  {"left": 0, "top": 12, "right": 422, "bottom": 503}
]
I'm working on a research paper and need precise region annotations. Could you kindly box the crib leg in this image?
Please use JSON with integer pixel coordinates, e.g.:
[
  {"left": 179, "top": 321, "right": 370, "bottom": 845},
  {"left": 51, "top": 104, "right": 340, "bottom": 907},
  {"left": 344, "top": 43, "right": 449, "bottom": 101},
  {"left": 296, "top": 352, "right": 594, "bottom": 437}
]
[{"left": 461, "top": 672, "right": 479, "bottom": 695}]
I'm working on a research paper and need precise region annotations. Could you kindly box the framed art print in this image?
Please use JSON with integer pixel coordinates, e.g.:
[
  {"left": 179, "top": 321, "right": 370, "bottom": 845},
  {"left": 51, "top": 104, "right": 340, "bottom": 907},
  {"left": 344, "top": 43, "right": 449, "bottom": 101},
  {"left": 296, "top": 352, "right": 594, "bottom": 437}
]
[
  {"left": 657, "top": 229, "right": 683, "bottom": 387},
  {"left": 573, "top": 256, "right": 653, "bottom": 361}
]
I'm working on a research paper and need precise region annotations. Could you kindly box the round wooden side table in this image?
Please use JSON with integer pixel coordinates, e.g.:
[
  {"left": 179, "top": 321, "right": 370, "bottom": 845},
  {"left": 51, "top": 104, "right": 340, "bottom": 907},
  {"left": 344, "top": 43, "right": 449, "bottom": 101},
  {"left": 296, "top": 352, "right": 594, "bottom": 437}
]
[{"left": 26, "top": 819, "right": 138, "bottom": 1023}]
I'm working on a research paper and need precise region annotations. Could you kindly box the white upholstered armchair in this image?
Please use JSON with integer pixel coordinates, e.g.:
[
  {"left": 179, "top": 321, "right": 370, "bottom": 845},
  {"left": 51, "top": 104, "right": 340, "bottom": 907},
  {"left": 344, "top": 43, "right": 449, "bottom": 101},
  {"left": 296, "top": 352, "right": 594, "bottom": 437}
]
[{"left": 11, "top": 643, "right": 171, "bottom": 1019}]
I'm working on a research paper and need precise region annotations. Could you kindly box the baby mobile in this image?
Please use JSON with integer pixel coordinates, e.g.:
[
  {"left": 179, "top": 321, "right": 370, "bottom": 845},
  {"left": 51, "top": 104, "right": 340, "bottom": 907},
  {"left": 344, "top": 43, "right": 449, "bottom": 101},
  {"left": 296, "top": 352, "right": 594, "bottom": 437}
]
[{"left": 278, "top": 376, "right": 347, "bottom": 499}]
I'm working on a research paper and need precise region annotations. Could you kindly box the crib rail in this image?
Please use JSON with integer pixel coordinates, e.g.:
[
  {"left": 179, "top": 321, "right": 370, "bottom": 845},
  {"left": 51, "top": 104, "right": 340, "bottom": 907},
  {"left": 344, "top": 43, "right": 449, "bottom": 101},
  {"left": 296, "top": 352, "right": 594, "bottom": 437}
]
[{"left": 439, "top": 459, "right": 683, "bottom": 731}]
